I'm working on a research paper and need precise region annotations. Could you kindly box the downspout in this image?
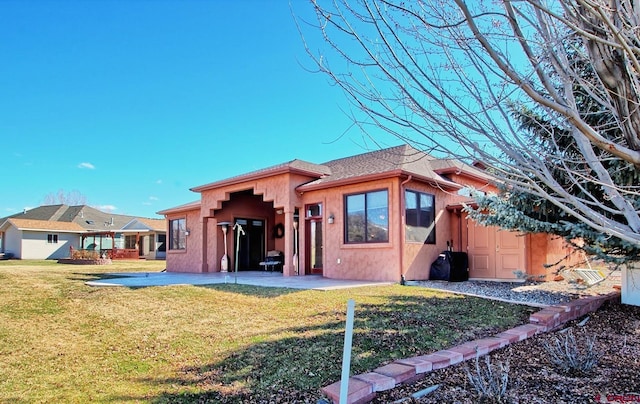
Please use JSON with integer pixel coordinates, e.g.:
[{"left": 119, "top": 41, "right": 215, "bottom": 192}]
[
  {"left": 399, "top": 175, "right": 412, "bottom": 285},
  {"left": 458, "top": 209, "right": 463, "bottom": 253}
]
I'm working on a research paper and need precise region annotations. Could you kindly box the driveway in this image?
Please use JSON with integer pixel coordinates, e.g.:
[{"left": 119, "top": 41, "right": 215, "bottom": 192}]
[{"left": 86, "top": 270, "right": 395, "bottom": 290}]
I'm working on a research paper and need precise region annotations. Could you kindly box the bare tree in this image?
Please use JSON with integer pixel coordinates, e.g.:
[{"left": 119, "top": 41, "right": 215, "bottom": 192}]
[
  {"left": 298, "top": 0, "right": 640, "bottom": 249},
  {"left": 42, "top": 189, "right": 87, "bottom": 206}
]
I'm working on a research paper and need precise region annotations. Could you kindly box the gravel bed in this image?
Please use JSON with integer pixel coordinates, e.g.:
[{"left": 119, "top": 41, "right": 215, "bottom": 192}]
[{"left": 408, "top": 272, "right": 620, "bottom": 307}]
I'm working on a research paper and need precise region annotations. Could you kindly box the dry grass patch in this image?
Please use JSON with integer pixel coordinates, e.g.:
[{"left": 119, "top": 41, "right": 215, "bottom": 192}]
[{"left": 0, "top": 260, "right": 535, "bottom": 403}]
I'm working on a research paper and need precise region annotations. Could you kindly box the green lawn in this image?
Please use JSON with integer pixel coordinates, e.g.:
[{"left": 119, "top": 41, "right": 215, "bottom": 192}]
[{"left": 0, "top": 260, "right": 535, "bottom": 403}]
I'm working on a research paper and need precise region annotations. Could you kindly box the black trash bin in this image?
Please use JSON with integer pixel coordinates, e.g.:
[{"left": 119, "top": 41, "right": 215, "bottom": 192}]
[
  {"left": 429, "top": 250, "right": 468, "bottom": 282},
  {"left": 429, "top": 251, "right": 451, "bottom": 281},
  {"left": 448, "top": 252, "right": 469, "bottom": 282}
]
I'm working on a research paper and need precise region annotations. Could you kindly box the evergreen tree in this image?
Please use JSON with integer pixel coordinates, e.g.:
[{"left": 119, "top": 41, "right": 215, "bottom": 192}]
[{"left": 466, "top": 40, "right": 640, "bottom": 262}]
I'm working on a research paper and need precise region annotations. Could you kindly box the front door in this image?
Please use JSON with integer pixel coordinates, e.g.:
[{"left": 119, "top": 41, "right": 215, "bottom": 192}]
[
  {"left": 234, "top": 218, "right": 265, "bottom": 270},
  {"left": 305, "top": 204, "right": 323, "bottom": 275}
]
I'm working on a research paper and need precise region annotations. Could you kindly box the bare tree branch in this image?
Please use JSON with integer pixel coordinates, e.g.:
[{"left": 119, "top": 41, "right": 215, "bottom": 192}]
[{"left": 296, "top": 0, "right": 640, "bottom": 247}]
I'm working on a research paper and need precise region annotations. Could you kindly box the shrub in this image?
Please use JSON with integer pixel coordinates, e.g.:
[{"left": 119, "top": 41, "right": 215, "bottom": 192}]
[
  {"left": 465, "top": 354, "right": 510, "bottom": 403},
  {"left": 71, "top": 249, "right": 100, "bottom": 260},
  {"left": 543, "top": 328, "right": 600, "bottom": 376}
]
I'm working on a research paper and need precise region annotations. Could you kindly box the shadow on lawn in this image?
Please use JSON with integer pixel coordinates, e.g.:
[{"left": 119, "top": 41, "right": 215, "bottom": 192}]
[
  {"left": 68, "top": 272, "right": 131, "bottom": 282},
  {"left": 201, "top": 283, "right": 302, "bottom": 297},
  {"left": 133, "top": 293, "right": 533, "bottom": 403}
]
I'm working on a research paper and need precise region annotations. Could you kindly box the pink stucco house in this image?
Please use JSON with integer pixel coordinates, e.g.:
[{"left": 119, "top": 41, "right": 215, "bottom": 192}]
[{"left": 157, "top": 145, "right": 572, "bottom": 282}]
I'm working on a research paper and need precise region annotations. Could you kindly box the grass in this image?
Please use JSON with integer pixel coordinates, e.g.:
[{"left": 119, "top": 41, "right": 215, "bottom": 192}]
[{"left": 0, "top": 260, "right": 536, "bottom": 403}]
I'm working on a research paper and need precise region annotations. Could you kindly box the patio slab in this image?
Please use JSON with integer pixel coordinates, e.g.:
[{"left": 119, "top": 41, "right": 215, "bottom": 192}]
[{"left": 85, "top": 270, "right": 395, "bottom": 290}]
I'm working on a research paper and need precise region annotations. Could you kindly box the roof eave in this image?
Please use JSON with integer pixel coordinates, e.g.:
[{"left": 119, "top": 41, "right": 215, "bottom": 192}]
[
  {"left": 434, "top": 167, "right": 495, "bottom": 184},
  {"left": 157, "top": 202, "right": 201, "bottom": 216},
  {"left": 17, "top": 228, "right": 84, "bottom": 233},
  {"left": 190, "top": 166, "right": 324, "bottom": 193},
  {"left": 297, "top": 169, "right": 463, "bottom": 192}
]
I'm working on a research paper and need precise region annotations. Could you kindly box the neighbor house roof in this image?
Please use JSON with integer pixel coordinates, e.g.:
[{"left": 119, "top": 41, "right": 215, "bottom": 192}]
[
  {"left": 135, "top": 218, "right": 166, "bottom": 231},
  {"left": 122, "top": 218, "right": 166, "bottom": 232},
  {"left": 0, "top": 205, "right": 165, "bottom": 233},
  {"left": 0, "top": 218, "right": 86, "bottom": 233}
]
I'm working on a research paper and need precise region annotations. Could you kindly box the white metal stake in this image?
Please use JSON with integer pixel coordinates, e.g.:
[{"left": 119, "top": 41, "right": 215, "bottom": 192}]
[
  {"left": 339, "top": 299, "right": 355, "bottom": 404},
  {"left": 233, "top": 222, "right": 245, "bottom": 284}
]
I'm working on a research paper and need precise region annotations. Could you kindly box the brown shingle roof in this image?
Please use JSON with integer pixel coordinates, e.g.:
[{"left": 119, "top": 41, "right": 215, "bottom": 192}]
[
  {"left": 298, "top": 144, "right": 459, "bottom": 190},
  {"left": 3, "top": 218, "right": 86, "bottom": 232},
  {"left": 1, "top": 205, "right": 165, "bottom": 232},
  {"left": 135, "top": 218, "right": 166, "bottom": 232}
]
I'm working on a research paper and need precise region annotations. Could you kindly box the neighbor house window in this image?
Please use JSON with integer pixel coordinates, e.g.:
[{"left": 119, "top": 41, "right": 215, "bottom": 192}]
[
  {"left": 169, "top": 218, "right": 186, "bottom": 250},
  {"left": 405, "top": 190, "right": 436, "bottom": 244},
  {"left": 125, "top": 235, "right": 137, "bottom": 249},
  {"left": 47, "top": 234, "right": 58, "bottom": 244},
  {"left": 345, "top": 190, "right": 389, "bottom": 243}
]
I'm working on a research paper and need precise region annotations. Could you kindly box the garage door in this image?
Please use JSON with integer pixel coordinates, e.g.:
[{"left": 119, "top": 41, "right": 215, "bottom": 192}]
[{"left": 467, "top": 221, "right": 525, "bottom": 279}]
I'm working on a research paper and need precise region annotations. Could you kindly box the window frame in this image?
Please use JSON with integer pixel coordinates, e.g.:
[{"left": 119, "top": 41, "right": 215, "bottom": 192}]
[
  {"left": 47, "top": 234, "right": 59, "bottom": 244},
  {"left": 125, "top": 235, "right": 137, "bottom": 249},
  {"left": 405, "top": 189, "right": 436, "bottom": 244},
  {"left": 344, "top": 189, "right": 389, "bottom": 244},
  {"left": 169, "top": 218, "right": 187, "bottom": 250}
]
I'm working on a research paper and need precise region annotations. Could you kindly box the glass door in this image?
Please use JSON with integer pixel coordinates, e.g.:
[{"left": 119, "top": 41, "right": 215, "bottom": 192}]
[
  {"left": 234, "top": 218, "right": 265, "bottom": 270},
  {"left": 305, "top": 204, "right": 323, "bottom": 275}
]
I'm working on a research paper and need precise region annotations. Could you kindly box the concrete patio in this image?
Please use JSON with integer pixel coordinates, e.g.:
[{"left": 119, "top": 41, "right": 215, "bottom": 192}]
[{"left": 85, "top": 270, "right": 395, "bottom": 290}]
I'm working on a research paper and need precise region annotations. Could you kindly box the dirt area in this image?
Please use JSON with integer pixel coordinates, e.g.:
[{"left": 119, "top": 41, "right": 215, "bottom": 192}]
[{"left": 373, "top": 272, "right": 640, "bottom": 403}]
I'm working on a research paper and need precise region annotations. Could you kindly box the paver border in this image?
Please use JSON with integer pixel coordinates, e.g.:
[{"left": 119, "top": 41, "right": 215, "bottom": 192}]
[{"left": 321, "top": 291, "right": 620, "bottom": 404}]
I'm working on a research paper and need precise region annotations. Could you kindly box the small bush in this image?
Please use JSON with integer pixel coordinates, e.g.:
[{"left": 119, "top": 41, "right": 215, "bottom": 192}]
[
  {"left": 543, "top": 328, "right": 600, "bottom": 376},
  {"left": 465, "top": 354, "right": 510, "bottom": 403},
  {"left": 71, "top": 249, "right": 100, "bottom": 260}
]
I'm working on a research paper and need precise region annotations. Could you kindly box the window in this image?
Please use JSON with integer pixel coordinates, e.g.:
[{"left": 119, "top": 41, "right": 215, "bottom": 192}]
[
  {"left": 125, "top": 235, "right": 137, "bottom": 249},
  {"left": 157, "top": 234, "right": 166, "bottom": 252},
  {"left": 169, "top": 218, "right": 186, "bottom": 250},
  {"left": 47, "top": 234, "right": 58, "bottom": 244},
  {"left": 405, "top": 190, "right": 436, "bottom": 244},
  {"left": 306, "top": 203, "right": 322, "bottom": 218},
  {"left": 345, "top": 190, "right": 389, "bottom": 243}
]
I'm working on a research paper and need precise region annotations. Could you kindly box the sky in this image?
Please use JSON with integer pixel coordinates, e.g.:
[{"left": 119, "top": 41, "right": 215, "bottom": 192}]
[{"left": 0, "top": 0, "right": 401, "bottom": 219}]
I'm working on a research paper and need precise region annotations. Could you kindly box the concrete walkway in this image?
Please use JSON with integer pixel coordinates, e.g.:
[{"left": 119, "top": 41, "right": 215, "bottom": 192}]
[{"left": 85, "top": 270, "right": 395, "bottom": 290}]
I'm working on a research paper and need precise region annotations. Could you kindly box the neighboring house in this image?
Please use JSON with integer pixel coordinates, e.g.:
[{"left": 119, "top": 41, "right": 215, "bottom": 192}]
[
  {"left": 0, "top": 205, "right": 166, "bottom": 260},
  {"left": 158, "top": 145, "right": 573, "bottom": 282}
]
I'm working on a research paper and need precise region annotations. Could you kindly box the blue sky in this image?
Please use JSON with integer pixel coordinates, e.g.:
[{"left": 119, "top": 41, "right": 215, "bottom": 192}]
[{"left": 0, "top": 0, "right": 400, "bottom": 218}]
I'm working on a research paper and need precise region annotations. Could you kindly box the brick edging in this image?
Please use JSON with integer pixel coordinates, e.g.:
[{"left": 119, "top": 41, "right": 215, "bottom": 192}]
[{"left": 321, "top": 292, "right": 620, "bottom": 404}]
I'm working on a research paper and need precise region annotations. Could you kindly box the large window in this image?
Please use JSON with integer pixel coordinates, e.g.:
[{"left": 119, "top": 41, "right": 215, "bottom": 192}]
[
  {"left": 405, "top": 190, "right": 436, "bottom": 244},
  {"left": 345, "top": 190, "right": 389, "bottom": 243},
  {"left": 169, "top": 218, "right": 186, "bottom": 250}
]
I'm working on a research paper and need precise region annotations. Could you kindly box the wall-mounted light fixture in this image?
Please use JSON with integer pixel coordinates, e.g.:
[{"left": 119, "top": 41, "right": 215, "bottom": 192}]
[
  {"left": 328, "top": 214, "right": 335, "bottom": 224},
  {"left": 185, "top": 230, "right": 190, "bottom": 236}
]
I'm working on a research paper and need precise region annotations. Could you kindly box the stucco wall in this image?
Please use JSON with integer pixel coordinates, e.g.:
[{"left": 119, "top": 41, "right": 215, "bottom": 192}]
[
  {"left": 528, "top": 233, "right": 580, "bottom": 279},
  {"left": 165, "top": 209, "right": 202, "bottom": 272},
  {"left": 401, "top": 180, "right": 466, "bottom": 280},
  {"left": 302, "top": 178, "right": 401, "bottom": 282}
]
